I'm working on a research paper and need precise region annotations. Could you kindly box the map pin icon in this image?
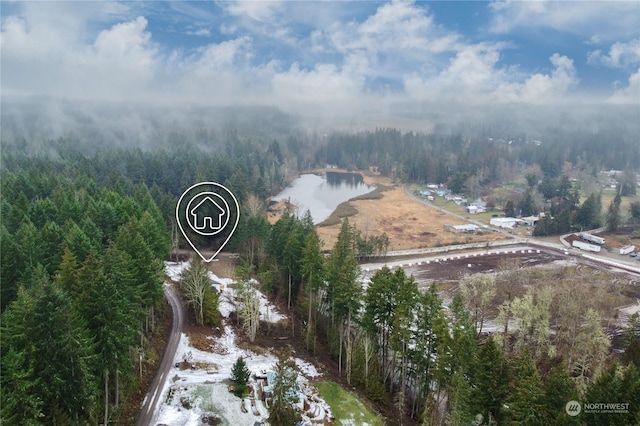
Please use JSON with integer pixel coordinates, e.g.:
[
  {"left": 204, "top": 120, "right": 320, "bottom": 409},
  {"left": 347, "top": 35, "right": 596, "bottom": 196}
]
[{"left": 176, "top": 182, "right": 240, "bottom": 262}]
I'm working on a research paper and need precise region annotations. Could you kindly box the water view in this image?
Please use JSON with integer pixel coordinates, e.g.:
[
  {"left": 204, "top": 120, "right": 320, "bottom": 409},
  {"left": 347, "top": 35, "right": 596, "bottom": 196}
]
[{"left": 272, "top": 172, "right": 374, "bottom": 224}]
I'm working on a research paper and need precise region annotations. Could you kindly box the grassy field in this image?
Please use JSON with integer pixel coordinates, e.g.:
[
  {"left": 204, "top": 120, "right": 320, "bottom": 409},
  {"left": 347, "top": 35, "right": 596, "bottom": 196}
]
[
  {"left": 598, "top": 190, "right": 639, "bottom": 216},
  {"left": 315, "top": 381, "right": 384, "bottom": 426}
]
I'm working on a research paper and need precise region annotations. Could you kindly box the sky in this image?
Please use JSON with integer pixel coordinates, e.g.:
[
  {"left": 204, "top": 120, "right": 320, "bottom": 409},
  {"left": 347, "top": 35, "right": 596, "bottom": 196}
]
[{"left": 1, "top": 0, "right": 639, "bottom": 122}]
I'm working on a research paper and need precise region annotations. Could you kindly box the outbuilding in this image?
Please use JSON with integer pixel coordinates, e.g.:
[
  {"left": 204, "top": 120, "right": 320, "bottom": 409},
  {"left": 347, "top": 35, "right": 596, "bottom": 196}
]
[
  {"left": 445, "top": 224, "right": 479, "bottom": 234},
  {"left": 490, "top": 217, "right": 518, "bottom": 229}
]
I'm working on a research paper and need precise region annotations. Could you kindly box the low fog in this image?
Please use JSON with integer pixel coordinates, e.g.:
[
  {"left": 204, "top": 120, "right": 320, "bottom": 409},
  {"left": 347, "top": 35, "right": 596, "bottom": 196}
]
[{"left": 1, "top": 95, "right": 638, "bottom": 153}]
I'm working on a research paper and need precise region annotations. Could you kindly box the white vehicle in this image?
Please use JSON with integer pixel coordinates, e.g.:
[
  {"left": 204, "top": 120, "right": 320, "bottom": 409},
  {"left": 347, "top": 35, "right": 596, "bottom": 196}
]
[
  {"left": 573, "top": 240, "right": 601, "bottom": 252},
  {"left": 620, "top": 245, "right": 636, "bottom": 255},
  {"left": 580, "top": 232, "right": 605, "bottom": 245}
]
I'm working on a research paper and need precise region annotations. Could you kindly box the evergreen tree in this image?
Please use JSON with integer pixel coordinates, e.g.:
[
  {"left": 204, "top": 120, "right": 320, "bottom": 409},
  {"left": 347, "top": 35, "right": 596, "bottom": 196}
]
[
  {"left": 542, "top": 366, "right": 580, "bottom": 425},
  {"left": 83, "top": 245, "right": 140, "bottom": 424},
  {"left": 363, "top": 266, "right": 398, "bottom": 385},
  {"left": 411, "top": 285, "right": 443, "bottom": 418},
  {"left": 54, "top": 248, "right": 79, "bottom": 296},
  {"left": 470, "top": 337, "right": 509, "bottom": 423},
  {"left": 533, "top": 214, "right": 553, "bottom": 236},
  {"left": 504, "top": 349, "right": 545, "bottom": 425},
  {"left": 325, "top": 219, "right": 361, "bottom": 383},
  {"left": 267, "top": 353, "right": 300, "bottom": 425},
  {"left": 0, "top": 225, "right": 21, "bottom": 310},
  {"left": 230, "top": 357, "right": 251, "bottom": 386},
  {"left": 202, "top": 285, "right": 221, "bottom": 328},
  {"left": 444, "top": 369, "right": 475, "bottom": 426},
  {"left": 605, "top": 193, "right": 622, "bottom": 232},
  {"left": 622, "top": 313, "right": 640, "bottom": 367},
  {"left": 61, "top": 221, "right": 95, "bottom": 262},
  {"left": 389, "top": 269, "right": 418, "bottom": 418},
  {"left": 629, "top": 201, "right": 640, "bottom": 224},
  {"left": 518, "top": 189, "right": 537, "bottom": 216},
  {"left": 0, "top": 347, "right": 44, "bottom": 425},
  {"left": 575, "top": 193, "right": 602, "bottom": 229},
  {"left": 584, "top": 363, "right": 640, "bottom": 426},
  {"left": 2, "top": 276, "right": 98, "bottom": 423},
  {"left": 504, "top": 200, "right": 516, "bottom": 218}
]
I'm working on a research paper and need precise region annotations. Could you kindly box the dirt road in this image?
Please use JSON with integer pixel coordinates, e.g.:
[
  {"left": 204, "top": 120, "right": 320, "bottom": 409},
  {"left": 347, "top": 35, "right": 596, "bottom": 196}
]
[{"left": 136, "top": 284, "right": 183, "bottom": 426}]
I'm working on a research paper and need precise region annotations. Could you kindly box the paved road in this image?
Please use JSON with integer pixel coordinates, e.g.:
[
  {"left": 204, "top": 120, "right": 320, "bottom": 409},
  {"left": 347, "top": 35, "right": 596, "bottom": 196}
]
[{"left": 136, "top": 284, "right": 183, "bottom": 426}]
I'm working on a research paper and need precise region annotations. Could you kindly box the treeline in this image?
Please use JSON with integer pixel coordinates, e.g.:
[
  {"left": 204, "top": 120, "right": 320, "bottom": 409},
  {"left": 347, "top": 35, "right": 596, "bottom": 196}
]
[
  {"left": 257, "top": 213, "right": 640, "bottom": 425},
  {"left": 0, "top": 166, "right": 169, "bottom": 424},
  {"left": 315, "top": 127, "right": 640, "bottom": 185},
  {"left": 521, "top": 174, "right": 640, "bottom": 237},
  {"left": 3, "top": 135, "right": 297, "bottom": 206}
]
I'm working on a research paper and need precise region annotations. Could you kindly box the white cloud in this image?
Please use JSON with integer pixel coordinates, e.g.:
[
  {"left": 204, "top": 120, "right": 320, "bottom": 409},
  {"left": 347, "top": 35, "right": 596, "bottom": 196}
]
[
  {"left": 271, "top": 53, "right": 368, "bottom": 105},
  {"left": 223, "top": 0, "right": 283, "bottom": 22},
  {"left": 588, "top": 39, "right": 640, "bottom": 67},
  {"left": 607, "top": 68, "right": 640, "bottom": 104},
  {"left": 492, "top": 54, "right": 578, "bottom": 103},
  {"left": 186, "top": 28, "right": 211, "bottom": 37},
  {"left": 404, "top": 43, "right": 505, "bottom": 101},
  {"left": 1, "top": 0, "right": 636, "bottom": 119},
  {"left": 488, "top": 0, "right": 639, "bottom": 41},
  {"left": 405, "top": 51, "right": 579, "bottom": 105},
  {"left": 320, "top": 0, "right": 455, "bottom": 55}
]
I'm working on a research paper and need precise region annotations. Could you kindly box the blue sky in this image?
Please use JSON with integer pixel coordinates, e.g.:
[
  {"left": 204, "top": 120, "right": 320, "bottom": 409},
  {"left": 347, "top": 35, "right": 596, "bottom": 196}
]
[{"left": 1, "top": 0, "right": 639, "bottom": 119}]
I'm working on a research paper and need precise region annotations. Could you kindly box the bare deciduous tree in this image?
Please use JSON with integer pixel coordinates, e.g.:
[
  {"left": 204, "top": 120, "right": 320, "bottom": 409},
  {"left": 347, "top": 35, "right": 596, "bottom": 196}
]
[
  {"left": 181, "top": 257, "right": 209, "bottom": 325},
  {"left": 236, "top": 281, "right": 260, "bottom": 342},
  {"left": 459, "top": 273, "right": 496, "bottom": 335}
]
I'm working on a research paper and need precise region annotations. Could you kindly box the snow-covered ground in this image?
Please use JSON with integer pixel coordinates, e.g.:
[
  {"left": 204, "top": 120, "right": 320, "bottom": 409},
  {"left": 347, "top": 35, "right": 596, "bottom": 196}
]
[
  {"left": 155, "top": 262, "right": 330, "bottom": 426},
  {"left": 165, "top": 261, "right": 285, "bottom": 323}
]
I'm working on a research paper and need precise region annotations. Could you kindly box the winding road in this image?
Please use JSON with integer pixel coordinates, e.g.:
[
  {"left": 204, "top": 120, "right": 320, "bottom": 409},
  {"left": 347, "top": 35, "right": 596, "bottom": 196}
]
[{"left": 136, "top": 284, "right": 183, "bottom": 426}]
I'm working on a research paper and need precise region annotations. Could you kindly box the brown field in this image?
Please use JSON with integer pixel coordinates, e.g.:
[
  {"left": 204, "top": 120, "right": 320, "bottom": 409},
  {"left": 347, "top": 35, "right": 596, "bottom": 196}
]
[{"left": 315, "top": 172, "right": 507, "bottom": 251}]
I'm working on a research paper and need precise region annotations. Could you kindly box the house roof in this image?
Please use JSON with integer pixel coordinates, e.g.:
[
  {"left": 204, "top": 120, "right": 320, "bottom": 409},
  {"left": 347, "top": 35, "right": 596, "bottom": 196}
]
[{"left": 447, "top": 224, "right": 479, "bottom": 231}]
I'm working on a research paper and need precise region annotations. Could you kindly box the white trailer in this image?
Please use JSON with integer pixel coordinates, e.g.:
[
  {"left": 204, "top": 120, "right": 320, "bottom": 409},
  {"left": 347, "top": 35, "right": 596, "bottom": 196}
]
[
  {"left": 573, "top": 240, "right": 601, "bottom": 252},
  {"left": 580, "top": 232, "right": 605, "bottom": 245},
  {"left": 620, "top": 245, "right": 636, "bottom": 255}
]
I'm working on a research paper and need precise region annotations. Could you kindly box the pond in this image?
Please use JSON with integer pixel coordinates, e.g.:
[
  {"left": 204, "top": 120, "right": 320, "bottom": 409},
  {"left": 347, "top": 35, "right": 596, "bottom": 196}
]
[{"left": 271, "top": 172, "right": 374, "bottom": 224}]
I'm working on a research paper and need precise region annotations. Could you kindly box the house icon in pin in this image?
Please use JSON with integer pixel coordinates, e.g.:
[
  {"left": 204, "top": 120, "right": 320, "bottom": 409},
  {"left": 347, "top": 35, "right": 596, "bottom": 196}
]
[{"left": 189, "top": 196, "right": 226, "bottom": 232}]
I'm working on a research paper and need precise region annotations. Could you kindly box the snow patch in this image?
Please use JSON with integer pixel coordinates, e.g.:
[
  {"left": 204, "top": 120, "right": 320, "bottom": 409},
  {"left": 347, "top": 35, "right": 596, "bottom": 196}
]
[
  {"left": 294, "top": 358, "right": 322, "bottom": 379},
  {"left": 156, "top": 262, "right": 332, "bottom": 425},
  {"left": 164, "top": 261, "right": 284, "bottom": 324}
]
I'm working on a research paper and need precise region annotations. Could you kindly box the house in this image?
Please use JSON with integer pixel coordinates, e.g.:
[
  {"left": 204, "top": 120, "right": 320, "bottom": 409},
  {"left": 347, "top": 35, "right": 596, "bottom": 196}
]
[
  {"left": 466, "top": 205, "right": 486, "bottom": 214},
  {"left": 189, "top": 196, "right": 226, "bottom": 232},
  {"left": 490, "top": 217, "right": 518, "bottom": 229},
  {"left": 521, "top": 216, "right": 539, "bottom": 226}
]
